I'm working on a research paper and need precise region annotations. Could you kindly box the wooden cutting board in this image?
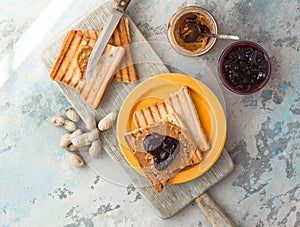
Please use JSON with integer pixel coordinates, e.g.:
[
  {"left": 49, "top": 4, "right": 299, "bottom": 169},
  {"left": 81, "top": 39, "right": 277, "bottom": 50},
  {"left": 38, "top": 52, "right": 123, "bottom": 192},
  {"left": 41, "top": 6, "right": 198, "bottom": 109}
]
[{"left": 41, "top": 0, "right": 234, "bottom": 218}]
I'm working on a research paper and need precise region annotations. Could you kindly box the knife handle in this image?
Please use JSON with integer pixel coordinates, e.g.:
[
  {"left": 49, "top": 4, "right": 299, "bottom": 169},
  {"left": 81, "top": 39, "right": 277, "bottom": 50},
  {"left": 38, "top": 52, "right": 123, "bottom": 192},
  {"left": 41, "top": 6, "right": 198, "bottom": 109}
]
[{"left": 116, "top": 0, "right": 132, "bottom": 12}]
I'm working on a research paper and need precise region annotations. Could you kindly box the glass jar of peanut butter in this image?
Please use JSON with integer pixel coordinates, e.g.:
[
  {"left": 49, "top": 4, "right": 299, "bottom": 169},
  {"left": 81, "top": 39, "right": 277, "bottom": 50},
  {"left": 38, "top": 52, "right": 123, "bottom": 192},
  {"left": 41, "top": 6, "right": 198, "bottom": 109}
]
[{"left": 167, "top": 6, "right": 218, "bottom": 56}]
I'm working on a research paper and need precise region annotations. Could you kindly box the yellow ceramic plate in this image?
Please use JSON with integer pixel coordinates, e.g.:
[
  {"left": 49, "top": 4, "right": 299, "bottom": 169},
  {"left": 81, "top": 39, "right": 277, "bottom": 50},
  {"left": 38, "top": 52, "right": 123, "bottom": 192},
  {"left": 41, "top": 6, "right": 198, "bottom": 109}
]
[{"left": 117, "top": 73, "right": 226, "bottom": 184}]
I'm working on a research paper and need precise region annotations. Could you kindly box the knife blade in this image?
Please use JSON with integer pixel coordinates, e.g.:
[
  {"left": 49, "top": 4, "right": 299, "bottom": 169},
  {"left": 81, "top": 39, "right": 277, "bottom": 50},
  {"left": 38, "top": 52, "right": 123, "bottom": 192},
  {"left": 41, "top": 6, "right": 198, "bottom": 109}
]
[{"left": 86, "top": 0, "right": 132, "bottom": 83}]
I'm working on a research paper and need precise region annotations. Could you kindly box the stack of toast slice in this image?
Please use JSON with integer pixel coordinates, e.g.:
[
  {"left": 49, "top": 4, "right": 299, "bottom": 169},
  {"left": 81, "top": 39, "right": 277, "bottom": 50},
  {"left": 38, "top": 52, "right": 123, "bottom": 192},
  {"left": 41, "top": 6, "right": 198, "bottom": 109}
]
[
  {"left": 49, "top": 17, "right": 137, "bottom": 109},
  {"left": 133, "top": 86, "right": 210, "bottom": 166},
  {"left": 126, "top": 86, "right": 210, "bottom": 192}
]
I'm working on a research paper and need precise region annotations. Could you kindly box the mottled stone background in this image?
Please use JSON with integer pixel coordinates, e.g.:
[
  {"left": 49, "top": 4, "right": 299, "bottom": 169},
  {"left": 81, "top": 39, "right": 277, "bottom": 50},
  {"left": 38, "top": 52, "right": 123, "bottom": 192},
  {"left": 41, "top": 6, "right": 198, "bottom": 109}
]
[{"left": 0, "top": 0, "right": 299, "bottom": 226}]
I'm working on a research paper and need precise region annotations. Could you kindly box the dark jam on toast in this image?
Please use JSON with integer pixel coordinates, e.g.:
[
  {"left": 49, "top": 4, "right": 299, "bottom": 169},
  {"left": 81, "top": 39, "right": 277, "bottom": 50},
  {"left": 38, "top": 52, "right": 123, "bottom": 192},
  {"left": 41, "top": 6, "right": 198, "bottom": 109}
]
[{"left": 143, "top": 133, "right": 180, "bottom": 171}]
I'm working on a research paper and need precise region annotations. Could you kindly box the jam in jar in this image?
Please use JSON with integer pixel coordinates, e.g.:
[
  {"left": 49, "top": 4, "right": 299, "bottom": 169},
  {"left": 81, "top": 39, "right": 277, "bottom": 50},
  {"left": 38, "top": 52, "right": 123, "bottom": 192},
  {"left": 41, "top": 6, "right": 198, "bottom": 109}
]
[{"left": 218, "top": 41, "right": 271, "bottom": 94}]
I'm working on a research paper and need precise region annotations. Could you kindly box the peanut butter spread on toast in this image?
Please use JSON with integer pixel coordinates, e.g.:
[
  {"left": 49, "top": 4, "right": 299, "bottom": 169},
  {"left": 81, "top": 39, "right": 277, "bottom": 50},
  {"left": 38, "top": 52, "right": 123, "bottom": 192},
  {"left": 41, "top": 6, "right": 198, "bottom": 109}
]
[{"left": 124, "top": 120, "right": 197, "bottom": 192}]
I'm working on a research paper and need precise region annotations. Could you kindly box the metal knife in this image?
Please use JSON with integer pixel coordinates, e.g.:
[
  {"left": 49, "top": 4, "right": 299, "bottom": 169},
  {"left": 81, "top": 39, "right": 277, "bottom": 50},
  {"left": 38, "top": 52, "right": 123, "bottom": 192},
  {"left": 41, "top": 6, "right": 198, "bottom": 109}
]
[{"left": 86, "top": 0, "right": 132, "bottom": 83}]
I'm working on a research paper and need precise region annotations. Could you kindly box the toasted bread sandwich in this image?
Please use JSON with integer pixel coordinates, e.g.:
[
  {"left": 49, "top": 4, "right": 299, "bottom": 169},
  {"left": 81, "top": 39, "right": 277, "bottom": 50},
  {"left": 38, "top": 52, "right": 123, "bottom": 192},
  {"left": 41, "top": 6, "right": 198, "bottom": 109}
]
[{"left": 132, "top": 86, "right": 210, "bottom": 166}]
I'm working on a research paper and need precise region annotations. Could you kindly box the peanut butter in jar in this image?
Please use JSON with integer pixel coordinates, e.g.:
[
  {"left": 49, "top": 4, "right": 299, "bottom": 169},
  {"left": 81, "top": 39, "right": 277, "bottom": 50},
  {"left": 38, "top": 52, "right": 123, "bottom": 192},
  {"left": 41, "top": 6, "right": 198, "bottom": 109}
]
[
  {"left": 174, "top": 12, "right": 213, "bottom": 52},
  {"left": 167, "top": 6, "right": 218, "bottom": 57}
]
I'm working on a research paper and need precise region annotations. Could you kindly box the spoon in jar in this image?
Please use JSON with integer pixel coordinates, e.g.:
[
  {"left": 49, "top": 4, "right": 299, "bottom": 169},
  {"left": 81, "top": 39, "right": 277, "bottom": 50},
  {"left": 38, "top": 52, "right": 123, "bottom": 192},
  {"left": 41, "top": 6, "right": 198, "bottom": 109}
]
[
  {"left": 198, "top": 32, "right": 240, "bottom": 40},
  {"left": 183, "top": 22, "right": 240, "bottom": 41}
]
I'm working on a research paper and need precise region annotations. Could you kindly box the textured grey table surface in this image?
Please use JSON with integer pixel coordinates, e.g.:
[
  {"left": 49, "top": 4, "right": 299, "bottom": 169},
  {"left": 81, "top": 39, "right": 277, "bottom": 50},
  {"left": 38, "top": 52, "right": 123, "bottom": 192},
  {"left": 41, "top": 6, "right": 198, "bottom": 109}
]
[{"left": 0, "top": 0, "right": 299, "bottom": 226}]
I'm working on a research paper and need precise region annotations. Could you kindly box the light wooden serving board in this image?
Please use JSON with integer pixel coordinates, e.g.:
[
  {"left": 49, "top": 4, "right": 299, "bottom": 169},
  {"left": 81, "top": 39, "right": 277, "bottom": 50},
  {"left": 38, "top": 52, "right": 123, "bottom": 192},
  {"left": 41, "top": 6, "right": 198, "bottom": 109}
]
[{"left": 41, "top": 0, "right": 234, "bottom": 218}]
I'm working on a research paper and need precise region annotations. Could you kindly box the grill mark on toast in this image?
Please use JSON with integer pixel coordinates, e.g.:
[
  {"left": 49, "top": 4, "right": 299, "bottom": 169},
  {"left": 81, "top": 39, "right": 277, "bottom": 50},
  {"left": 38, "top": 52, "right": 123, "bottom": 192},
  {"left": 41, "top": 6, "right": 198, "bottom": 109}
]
[
  {"left": 50, "top": 30, "right": 76, "bottom": 80},
  {"left": 111, "top": 23, "right": 123, "bottom": 82},
  {"left": 79, "top": 30, "right": 99, "bottom": 40},
  {"left": 155, "top": 103, "right": 163, "bottom": 119},
  {"left": 147, "top": 106, "right": 155, "bottom": 121},
  {"left": 165, "top": 98, "right": 175, "bottom": 114},
  {"left": 121, "top": 18, "right": 136, "bottom": 82},
  {"left": 89, "top": 30, "right": 98, "bottom": 40},
  {"left": 50, "top": 30, "right": 77, "bottom": 81},
  {"left": 63, "top": 35, "right": 84, "bottom": 85},
  {"left": 120, "top": 18, "right": 135, "bottom": 82},
  {"left": 56, "top": 32, "right": 82, "bottom": 82},
  {"left": 134, "top": 109, "right": 147, "bottom": 128},
  {"left": 59, "top": 32, "right": 83, "bottom": 82},
  {"left": 119, "top": 19, "right": 130, "bottom": 82},
  {"left": 143, "top": 107, "right": 154, "bottom": 125},
  {"left": 160, "top": 102, "right": 169, "bottom": 118},
  {"left": 69, "top": 38, "right": 94, "bottom": 88},
  {"left": 150, "top": 103, "right": 160, "bottom": 121}
]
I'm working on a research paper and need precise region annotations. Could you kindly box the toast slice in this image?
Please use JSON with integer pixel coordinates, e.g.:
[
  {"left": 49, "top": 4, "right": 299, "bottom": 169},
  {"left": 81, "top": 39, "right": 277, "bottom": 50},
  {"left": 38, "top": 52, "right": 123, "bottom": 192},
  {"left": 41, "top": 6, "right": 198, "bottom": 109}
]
[
  {"left": 76, "top": 44, "right": 125, "bottom": 109},
  {"left": 49, "top": 30, "right": 125, "bottom": 109},
  {"left": 133, "top": 86, "right": 210, "bottom": 166},
  {"left": 124, "top": 120, "right": 197, "bottom": 193},
  {"left": 49, "top": 30, "right": 92, "bottom": 87},
  {"left": 165, "top": 86, "right": 210, "bottom": 152}
]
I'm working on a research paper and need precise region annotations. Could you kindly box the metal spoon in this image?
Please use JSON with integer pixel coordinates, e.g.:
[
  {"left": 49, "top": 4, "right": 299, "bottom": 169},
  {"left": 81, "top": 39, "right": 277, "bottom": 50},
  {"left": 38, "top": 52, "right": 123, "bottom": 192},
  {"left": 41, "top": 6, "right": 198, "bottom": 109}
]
[
  {"left": 190, "top": 23, "right": 240, "bottom": 41},
  {"left": 182, "top": 22, "right": 240, "bottom": 42},
  {"left": 198, "top": 32, "right": 240, "bottom": 40}
]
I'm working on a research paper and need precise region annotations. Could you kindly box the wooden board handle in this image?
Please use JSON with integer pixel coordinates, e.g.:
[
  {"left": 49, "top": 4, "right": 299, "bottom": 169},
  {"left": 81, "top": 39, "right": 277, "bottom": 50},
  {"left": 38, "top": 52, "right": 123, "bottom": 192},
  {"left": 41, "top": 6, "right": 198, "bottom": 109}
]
[{"left": 196, "top": 193, "right": 237, "bottom": 227}]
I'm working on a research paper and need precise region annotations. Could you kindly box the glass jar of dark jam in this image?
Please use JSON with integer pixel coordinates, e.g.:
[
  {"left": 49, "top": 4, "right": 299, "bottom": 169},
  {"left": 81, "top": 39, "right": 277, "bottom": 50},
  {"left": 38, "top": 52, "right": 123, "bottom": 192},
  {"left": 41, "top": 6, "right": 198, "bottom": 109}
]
[{"left": 218, "top": 41, "right": 271, "bottom": 94}]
